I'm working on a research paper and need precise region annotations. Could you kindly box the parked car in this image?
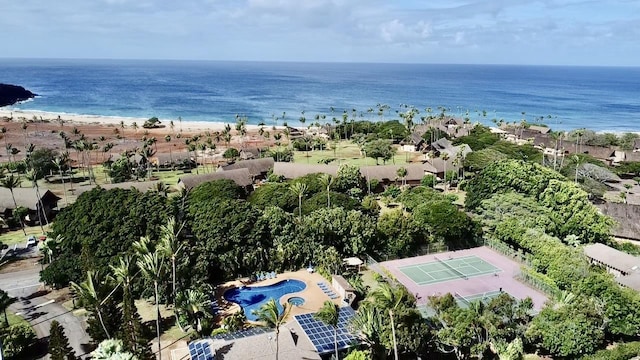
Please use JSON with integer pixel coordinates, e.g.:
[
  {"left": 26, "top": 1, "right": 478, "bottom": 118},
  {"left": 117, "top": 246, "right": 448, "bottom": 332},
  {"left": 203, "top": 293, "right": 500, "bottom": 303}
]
[{"left": 26, "top": 236, "right": 38, "bottom": 247}]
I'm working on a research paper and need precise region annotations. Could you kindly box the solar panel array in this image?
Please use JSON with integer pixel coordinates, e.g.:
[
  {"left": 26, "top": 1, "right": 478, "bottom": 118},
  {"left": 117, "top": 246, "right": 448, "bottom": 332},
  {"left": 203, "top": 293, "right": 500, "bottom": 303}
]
[
  {"left": 188, "top": 340, "right": 215, "bottom": 360},
  {"left": 294, "top": 306, "right": 358, "bottom": 354}
]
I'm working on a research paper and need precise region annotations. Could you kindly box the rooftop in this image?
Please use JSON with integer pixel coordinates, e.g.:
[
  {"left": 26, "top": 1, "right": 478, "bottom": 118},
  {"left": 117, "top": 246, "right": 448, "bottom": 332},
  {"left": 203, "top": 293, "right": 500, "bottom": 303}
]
[{"left": 583, "top": 243, "right": 640, "bottom": 274}]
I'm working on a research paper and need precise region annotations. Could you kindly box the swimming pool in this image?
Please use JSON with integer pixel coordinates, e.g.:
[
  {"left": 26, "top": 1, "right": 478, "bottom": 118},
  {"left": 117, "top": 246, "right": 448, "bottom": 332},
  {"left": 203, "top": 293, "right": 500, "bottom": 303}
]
[
  {"left": 224, "top": 279, "right": 306, "bottom": 321},
  {"left": 288, "top": 296, "right": 305, "bottom": 306}
]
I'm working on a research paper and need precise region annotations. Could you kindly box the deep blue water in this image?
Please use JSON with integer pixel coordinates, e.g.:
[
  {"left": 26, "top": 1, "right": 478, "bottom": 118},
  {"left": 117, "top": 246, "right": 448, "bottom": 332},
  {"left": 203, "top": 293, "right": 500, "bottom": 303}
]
[
  {"left": 223, "top": 279, "right": 306, "bottom": 321},
  {"left": 1, "top": 59, "right": 639, "bottom": 131}
]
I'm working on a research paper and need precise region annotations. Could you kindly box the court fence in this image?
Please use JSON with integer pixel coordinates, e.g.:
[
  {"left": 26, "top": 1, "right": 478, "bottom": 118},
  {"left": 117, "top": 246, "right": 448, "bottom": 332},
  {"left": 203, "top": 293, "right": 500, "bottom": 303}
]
[
  {"left": 483, "top": 237, "right": 534, "bottom": 267},
  {"left": 515, "top": 267, "right": 561, "bottom": 298},
  {"left": 375, "top": 243, "right": 450, "bottom": 262}
]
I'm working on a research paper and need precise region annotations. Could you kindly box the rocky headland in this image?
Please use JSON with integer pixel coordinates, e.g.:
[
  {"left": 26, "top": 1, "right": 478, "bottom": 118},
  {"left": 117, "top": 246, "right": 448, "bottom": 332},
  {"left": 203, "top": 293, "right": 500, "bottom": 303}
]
[{"left": 0, "top": 83, "right": 36, "bottom": 107}]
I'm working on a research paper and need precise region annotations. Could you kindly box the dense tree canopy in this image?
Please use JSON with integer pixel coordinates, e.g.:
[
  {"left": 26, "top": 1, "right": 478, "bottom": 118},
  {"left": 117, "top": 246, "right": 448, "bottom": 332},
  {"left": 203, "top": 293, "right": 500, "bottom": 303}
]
[{"left": 42, "top": 188, "right": 171, "bottom": 287}]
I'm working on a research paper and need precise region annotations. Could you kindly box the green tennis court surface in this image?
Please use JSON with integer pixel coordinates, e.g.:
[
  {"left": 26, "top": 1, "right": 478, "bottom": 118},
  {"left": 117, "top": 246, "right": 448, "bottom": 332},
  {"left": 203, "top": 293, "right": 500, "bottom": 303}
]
[
  {"left": 399, "top": 255, "right": 501, "bottom": 285},
  {"left": 418, "top": 290, "right": 505, "bottom": 317}
]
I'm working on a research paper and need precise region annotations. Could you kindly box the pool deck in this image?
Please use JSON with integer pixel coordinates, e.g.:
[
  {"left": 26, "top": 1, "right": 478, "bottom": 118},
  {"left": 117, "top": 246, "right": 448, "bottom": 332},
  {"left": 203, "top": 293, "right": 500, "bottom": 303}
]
[{"left": 216, "top": 269, "right": 344, "bottom": 321}]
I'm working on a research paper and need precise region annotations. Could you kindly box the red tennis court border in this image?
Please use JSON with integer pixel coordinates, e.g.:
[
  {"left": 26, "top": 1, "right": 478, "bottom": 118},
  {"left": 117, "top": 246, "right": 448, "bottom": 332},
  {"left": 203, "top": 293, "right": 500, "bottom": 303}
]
[{"left": 380, "top": 246, "right": 548, "bottom": 311}]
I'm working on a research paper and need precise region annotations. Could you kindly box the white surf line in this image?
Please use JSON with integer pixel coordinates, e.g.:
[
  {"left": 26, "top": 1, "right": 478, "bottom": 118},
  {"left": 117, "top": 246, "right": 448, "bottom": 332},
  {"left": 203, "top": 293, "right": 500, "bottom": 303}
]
[{"left": 4, "top": 283, "right": 42, "bottom": 291}]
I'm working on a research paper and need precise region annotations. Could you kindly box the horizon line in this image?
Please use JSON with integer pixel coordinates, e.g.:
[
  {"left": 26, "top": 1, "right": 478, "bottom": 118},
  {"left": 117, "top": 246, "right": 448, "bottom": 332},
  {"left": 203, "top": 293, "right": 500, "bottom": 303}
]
[{"left": 0, "top": 57, "right": 638, "bottom": 69}]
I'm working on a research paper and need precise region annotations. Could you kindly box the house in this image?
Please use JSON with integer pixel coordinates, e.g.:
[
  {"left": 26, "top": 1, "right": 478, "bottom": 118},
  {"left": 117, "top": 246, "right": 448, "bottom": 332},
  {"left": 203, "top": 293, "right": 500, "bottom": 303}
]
[
  {"left": 564, "top": 143, "right": 617, "bottom": 165},
  {"left": 528, "top": 125, "right": 552, "bottom": 135},
  {"left": 73, "top": 181, "right": 162, "bottom": 197},
  {"left": 401, "top": 133, "right": 425, "bottom": 152},
  {"left": 424, "top": 138, "right": 472, "bottom": 160},
  {"left": 0, "top": 187, "right": 60, "bottom": 225},
  {"left": 584, "top": 243, "right": 640, "bottom": 277},
  {"left": 152, "top": 152, "right": 194, "bottom": 169},
  {"left": 221, "top": 158, "right": 274, "bottom": 180},
  {"left": 273, "top": 163, "right": 339, "bottom": 179},
  {"left": 178, "top": 168, "right": 253, "bottom": 192},
  {"left": 584, "top": 243, "right": 640, "bottom": 292},
  {"left": 596, "top": 203, "right": 640, "bottom": 241}
]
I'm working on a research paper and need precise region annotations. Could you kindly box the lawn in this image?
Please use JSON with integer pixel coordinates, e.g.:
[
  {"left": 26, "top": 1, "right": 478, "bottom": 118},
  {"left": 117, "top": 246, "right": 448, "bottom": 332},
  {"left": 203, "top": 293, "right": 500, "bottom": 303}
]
[
  {"left": 3, "top": 311, "right": 30, "bottom": 327},
  {"left": 292, "top": 141, "right": 420, "bottom": 166},
  {"left": 0, "top": 226, "right": 49, "bottom": 247}
]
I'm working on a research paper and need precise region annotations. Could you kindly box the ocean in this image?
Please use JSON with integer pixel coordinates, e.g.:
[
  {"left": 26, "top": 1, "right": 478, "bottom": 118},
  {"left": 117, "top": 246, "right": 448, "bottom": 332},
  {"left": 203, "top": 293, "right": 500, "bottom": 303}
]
[{"left": 1, "top": 59, "right": 639, "bottom": 132}]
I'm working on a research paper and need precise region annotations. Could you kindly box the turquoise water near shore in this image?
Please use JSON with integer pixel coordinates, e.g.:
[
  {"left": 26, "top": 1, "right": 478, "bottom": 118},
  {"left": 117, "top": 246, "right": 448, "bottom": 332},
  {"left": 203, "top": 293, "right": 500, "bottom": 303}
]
[{"left": 1, "top": 59, "right": 639, "bottom": 131}]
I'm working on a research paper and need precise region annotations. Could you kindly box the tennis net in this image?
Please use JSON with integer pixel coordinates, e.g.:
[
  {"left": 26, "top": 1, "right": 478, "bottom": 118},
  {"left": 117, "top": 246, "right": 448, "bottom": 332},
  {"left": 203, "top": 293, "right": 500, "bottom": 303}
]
[
  {"left": 434, "top": 256, "right": 468, "bottom": 280},
  {"left": 454, "top": 292, "right": 472, "bottom": 306}
]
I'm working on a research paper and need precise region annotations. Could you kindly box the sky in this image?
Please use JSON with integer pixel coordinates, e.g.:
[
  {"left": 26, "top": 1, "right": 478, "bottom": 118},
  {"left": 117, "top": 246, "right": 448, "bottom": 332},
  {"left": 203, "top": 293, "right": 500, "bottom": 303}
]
[{"left": 0, "top": 0, "right": 638, "bottom": 66}]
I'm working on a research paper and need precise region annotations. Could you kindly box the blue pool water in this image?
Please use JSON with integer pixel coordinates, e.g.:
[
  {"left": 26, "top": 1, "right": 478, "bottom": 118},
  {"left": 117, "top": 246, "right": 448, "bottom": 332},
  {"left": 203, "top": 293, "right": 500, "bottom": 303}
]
[
  {"left": 224, "top": 279, "right": 306, "bottom": 321},
  {"left": 288, "top": 296, "right": 305, "bottom": 306}
]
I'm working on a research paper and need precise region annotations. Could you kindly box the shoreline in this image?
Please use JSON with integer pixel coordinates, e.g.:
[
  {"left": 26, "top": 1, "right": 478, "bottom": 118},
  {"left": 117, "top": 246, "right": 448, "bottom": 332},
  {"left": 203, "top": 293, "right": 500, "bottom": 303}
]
[
  {"left": 0, "top": 108, "right": 266, "bottom": 132},
  {"left": 1, "top": 107, "right": 638, "bottom": 136}
]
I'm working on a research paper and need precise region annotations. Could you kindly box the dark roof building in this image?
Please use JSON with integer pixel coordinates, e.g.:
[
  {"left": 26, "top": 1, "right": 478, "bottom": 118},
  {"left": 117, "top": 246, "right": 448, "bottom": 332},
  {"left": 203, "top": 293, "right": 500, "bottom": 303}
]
[
  {"left": 73, "top": 181, "right": 162, "bottom": 197},
  {"left": 584, "top": 243, "right": 640, "bottom": 276},
  {"left": 273, "top": 163, "right": 339, "bottom": 179},
  {"left": 0, "top": 187, "right": 60, "bottom": 224},
  {"left": 178, "top": 168, "right": 253, "bottom": 191},
  {"left": 597, "top": 203, "right": 640, "bottom": 241},
  {"left": 361, "top": 164, "right": 437, "bottom": 183},
  {"left": 221, "top": 158, "right": 274, "bottom": 178}
]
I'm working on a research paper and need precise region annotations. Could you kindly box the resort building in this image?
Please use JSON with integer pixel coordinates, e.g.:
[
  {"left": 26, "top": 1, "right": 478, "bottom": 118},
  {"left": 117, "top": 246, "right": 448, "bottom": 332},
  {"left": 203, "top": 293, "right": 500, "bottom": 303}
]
[
  {"left": 0, "top": 187, "right": 60, "bottom": 226},
  {"left": 583, "top": 243, "right": 640, "bottom": 291},
  {"left": 273, "top": 163, "right": 339, "bottom": 179},
  {"left": 178, "top": 168, "right": 253, "bottom": 192},
  {"left": 72, "top": 181, "right": 162, "bottom": 197},
  {"left": 597, "top": 203, "right": 640, "bottom": 242},
  {"left": 221, "top": 158, "right": 274, "bottom": 181}
]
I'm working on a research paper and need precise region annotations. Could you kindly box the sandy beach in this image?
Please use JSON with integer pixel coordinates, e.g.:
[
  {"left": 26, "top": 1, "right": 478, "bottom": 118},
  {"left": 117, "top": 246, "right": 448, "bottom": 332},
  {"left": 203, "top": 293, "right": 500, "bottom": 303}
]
[
  {"left": 0, "top": 109, "right": 264, "bottom": 133},
  {"left": 0, "top": 108, "right": 277, "bottom": 163}
]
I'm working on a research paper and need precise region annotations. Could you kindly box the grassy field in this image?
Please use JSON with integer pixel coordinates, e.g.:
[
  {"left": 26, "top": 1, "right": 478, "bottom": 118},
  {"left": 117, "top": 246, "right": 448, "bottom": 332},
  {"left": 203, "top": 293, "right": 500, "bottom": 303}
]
[
  {"left": 292, "top": 142, "right": 420, "bottom": 166},
  {"left": 3, "top": 311, "right": 30, "bottom": 327},
  {"left": 0, "top": 225, "right": 49, "bottom": 247}
]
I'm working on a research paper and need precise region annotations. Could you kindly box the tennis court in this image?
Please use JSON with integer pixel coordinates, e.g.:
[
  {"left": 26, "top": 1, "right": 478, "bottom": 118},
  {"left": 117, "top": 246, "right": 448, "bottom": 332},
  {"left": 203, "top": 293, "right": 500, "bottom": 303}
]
[{"left": 398, "top": 255, "right": 501, "bottom": 285}]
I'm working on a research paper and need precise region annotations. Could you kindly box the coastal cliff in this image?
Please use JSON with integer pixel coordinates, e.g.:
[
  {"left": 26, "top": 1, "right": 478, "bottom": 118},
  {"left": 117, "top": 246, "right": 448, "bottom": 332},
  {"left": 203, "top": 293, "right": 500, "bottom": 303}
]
[{"left": 0, "top": 84, "right": 36, "bottom": 107}]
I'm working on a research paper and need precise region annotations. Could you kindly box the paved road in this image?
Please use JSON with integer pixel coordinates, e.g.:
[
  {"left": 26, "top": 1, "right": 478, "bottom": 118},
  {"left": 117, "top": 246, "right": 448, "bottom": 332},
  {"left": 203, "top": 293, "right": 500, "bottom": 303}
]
[{"left": 0, "top": 259, "right": 92, "bottom": 359}]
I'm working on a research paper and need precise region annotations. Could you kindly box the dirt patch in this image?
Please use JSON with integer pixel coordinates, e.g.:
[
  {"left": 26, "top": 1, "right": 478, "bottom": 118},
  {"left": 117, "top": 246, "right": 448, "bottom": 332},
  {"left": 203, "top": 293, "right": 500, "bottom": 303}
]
[{"left": 0, "top": 257, "right": 41, "bottom": 274}]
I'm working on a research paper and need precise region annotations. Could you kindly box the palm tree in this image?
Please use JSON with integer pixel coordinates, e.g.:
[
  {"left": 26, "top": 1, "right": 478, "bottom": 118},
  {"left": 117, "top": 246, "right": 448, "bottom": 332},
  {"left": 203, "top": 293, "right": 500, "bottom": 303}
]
[
  {"left": 1, "top": 127, "right": 8, "bottom": 159},
  {"left": 131, "top": 122, "right": 139, "bottom": 134},
  {"left": 314, "top": 300, "right": 340, "bottom": 360},
  {"left": 396, "top": 167, "right": 407, "bottom": 186},
  {"left": 92, "top": 339, "right": 136, "bottom": 360},
  {"left": 319, "top": 174, "right": 334, "bottom": 208},
  {"left": 1, "top": 174, "right": 26, "bottom": 235},
  {"left": 158, "top": 217, "right": 184, "bottom": 307},
  {"left": 290, "top": 182, "right": 308, "bottom": 220},
  {"left": 52, "top": 155, "right": 69, "bottom": 206},
  {"left": 441, "top": 152, "right": 450, "bottom": 192},
  {"left": 71, "top": 271, "right": 111, "bottom": 339},
  {"left": 349, "top": 304, "right": 386, "bottom": 359},
  {"left": 0, "top": 289, "right": 17, "bottom": 326},
  {"left": 137, "top": 249, "right": 164, "bottom": 360},
  {"left": 25, "top": 169, "right": 48, "bottom": 232},
  {"left": 175, "top": 288, "right": 212, "bottom": 335},
  {"left": 253, "top": 298, "right": 291, "bottom": 360},
  {"left": 368, "top": 283, "right": 404, "bottom": 360}
]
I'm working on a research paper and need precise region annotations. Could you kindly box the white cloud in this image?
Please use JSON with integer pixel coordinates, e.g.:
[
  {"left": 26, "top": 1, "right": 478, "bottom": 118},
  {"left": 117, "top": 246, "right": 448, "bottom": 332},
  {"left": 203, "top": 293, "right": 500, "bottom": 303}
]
[{"left": 380, "top": 19, "right": 431, "bottom": 44}]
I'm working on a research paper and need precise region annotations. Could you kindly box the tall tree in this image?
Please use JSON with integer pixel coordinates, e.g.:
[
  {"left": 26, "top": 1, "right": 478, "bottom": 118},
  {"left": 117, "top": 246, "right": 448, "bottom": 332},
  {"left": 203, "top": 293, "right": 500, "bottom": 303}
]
[
  {"left": 48, "top": 320, "right": 77, "bottom": 360},
  {"left": 0, "top": 289, "right": 17, "bottom": 326},
  {"left": 157, "top": 217, "right": 184, "bottom": 307},
  {"left": 396, "top": 167, "right": 407, "bottom": 186},
  {"left": 26, "top": 169, "right": 47, "bottom": 232},
  {"left": 0, "top": 174, "right": 26, "bottom": 235},
  {"left": 253, "top": 299, "right": 291, "bottom": 360},
  {"left": 290, "top": 182, "right": 308, "bottom": 220},
  {"left": 319, "top": 174, "right": 334, "bottom": 208},
  {"left": 137, "top": 246, "right": 164, "bottom": 360},
  {"left": 175, "top": 288, "right": 212, "bottom": 335},
  {"left": 314, "top": 300, "right": 340, "bottom": 360},
  {"left": 70, "top": 271, "right": 110, "bottom": 339}
]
